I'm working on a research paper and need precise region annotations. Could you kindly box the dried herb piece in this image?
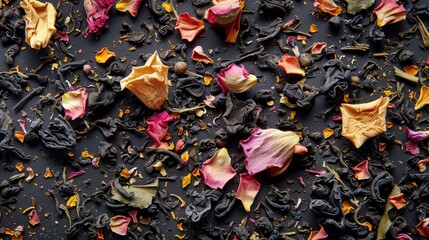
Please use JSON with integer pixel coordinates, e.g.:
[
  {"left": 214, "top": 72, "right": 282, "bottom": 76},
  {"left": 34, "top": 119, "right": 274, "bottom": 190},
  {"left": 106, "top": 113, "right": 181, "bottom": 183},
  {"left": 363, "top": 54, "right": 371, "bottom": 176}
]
[
  {"left": 254, "top": 17, "right": 283, "bottom": 42},
  {"left": 222, "top": 93, "right": 258, "bottom": 135},
  {"left": 376, "top": 185, "right": 400, "bottom": 239},
  {"left": 185, "top": 189, "right": 222, "bottom": 222},
  {"left": 346, "top": 0, "right": 375, "bottom": 15},
  {"left": 111, "top": 180, "right": 158, "bottom": 209},
  {"left": 257, "top": 0, "right": 294, "bottom": 16}
]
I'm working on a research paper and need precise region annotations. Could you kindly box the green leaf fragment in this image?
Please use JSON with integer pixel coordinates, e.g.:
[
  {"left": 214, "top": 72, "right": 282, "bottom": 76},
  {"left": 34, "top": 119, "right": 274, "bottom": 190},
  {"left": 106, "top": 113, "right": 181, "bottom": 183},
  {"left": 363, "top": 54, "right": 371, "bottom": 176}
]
[
  {"left": 346, "top": 0, "right": 375, "bottom": 15},
  {"left": 376, "top": 185, "right": 401, "bottom": 240},
  {"left": 111, "top": 179, "right": 158, "bottom": 209}
]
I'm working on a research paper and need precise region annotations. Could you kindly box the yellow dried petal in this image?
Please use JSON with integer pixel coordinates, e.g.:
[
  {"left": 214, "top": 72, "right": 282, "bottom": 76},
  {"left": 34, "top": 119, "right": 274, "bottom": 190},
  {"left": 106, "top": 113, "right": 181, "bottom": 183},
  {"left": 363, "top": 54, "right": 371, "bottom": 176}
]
[
  {"left": 162, "top": 1, "right": 173, "bottom": 13},
  {"left": 66, "top": 194, "right": 78, "bottom": 209},
  {"left": 415, "top": 85, "right": 429, "bottom": 110},
  {"left": 323, "top": 128, "right": 334, "bottom": 139},
  {"left": 16, "top": 162, "right": 24, "bottom": 172},
  {"left": 44, "top": 167, "right": 53, "bottom": 178},
  {"left": 95, "top": 47, "right": 116, "bottom": 64},
  {"left": 81, "top": 150, "right": 94, "bottom": 159},
  {"left": 182, "top": 173, "right": 191, "bottom": 188},
  {"left": 309, "top": 23, "right": 318, "bottom": 33}
]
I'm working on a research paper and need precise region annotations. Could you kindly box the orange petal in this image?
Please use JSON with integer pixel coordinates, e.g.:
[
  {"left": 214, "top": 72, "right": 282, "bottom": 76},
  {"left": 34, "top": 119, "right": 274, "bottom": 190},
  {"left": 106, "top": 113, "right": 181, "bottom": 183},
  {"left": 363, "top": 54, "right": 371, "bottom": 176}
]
[
  {"left": 307, "top": 224, "right": 328, "bottom": 240},
  {"left": 175, "top": 12, "right": 205, "bottom": 42},
  {"left": 388, "top": 193, "right": 406, "bottom": 210},
  {"left": 415, "top": 86, "right": 429, "bottom": 110},
  {"left": 341, "top": 200, "right": 354, "bottom": 215},
  {"left": 311, "top": 42, "right": 327, "bottom": 55},
  {"left": 403, "top": 65, "right": 419, "bottom": 76},
  {"left": 418, "top": 158, "right": 429, "bottom": 172},
  {"left": 192, "top": 46, "right": 213, "bottom": 64},
  {"left": 309, "top": 24, "right": 318, "bottom": 33},
  {"left": 373, "top": 0, "right": 406, "bottom": 27},
  {"left": 44, "top": 167, "right": 53, "bottom": 178},
  {"left": 115, "top": 0, "right": 143, "bottom": 17},
  {"left": 278, "top": 54, "right": 305, "bottom": 77},
  {"left": 323, "top": 128, "right": 334, "bottom": 139},
  {"left": 14, "top": 131, "right": 25, "bottom": 143},
  {"left": 95, "top": 47, "right": 116, "bottom": 64},
  {"left": 313, "top": 0, "right": 342, "bottom": 16},
  {"left": 16, "top": 162, "right": 24, "bottom": 172},
  {"left": 353, "top": 160, "right": 371, "bottom": 180},
  {"left": 182, "top": 172, "right": 192, "bottom": 188}
]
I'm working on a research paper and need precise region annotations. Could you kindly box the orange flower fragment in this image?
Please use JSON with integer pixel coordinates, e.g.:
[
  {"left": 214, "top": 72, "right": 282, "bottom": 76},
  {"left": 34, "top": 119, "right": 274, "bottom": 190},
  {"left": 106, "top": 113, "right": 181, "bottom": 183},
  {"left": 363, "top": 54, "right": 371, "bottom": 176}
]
[
  {"left": 341, "top": 200, "right": 354, "bottom": 215},
  {"left": 309, "top": 24, "right": 318, "bottom": 33},
  {"left": 404, "top": 65, "right": 419, "bottom": 76},
  {"left": 15, "top": 131, "right": 25, "bottom": 143},
  {"left": 278, "top": 54, "right": 305, "bottom": 77},
  {"left": 307, "top": 224, "right": 328, "bottom": 240},
  {"left": 418, "top": 158, "right": 429, "bottom": 172},
  {"left": 353, "top": 160, "right": 371, "bottom": 180},
  {"left": 192, "top": 46, "right": 213, "bottom": 64},
  {"left": 311, "top": 42, "right": 327, "bottom": 55},
  {"left": 95, "top": 47, "right": 116, "bottom": 64},
  {"left": 313, "top": 0, "right": 342, "bottom": 16},
  {"left": 323, "top": 128, "right": 334, "bottom": 139},
  {"left": 388, "top": 193, "right": 406, "bottom": 210},
  {"left": 175, "top": 12, "right": 205, "bottom": 42},
  {"left": 340, "top": 97, "right": 389, "bottom": 148},
  {"left": 115, "top": 0, "right": 143, "bottom": 17},
  {"left": 373, "top": 0, "right": 406, "bottom": 27},
  {"left": 16, "top": 162, "right": 24, "bottom": 172},
  {"left": 182, "top": 172, "right": 192, "bottom": 188},
  {"left": 44, "top": 167, "right": 53, "bottom": 178}
]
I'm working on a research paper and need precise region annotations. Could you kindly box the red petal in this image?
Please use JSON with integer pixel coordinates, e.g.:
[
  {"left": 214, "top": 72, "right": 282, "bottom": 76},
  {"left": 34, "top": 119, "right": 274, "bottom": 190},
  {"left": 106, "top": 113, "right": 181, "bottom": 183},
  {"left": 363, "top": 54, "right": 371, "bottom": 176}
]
[
  {"left": 175, "top": 12, "right": 204, "bottom": 42},
  {"left": 353, "top": 160, "right": 371, "bottom": 180},
  {"left": 278, "top": 54, "right": 305, "bottom": 77},
  {"left": 311, "top": 42, "right": 327, "bottom": 55},
  {"left": 147, "top": 111, "right": 173, "bottom": 147},
  {"left": 416, "top": 218, "right": 429, "bottom": 237}
]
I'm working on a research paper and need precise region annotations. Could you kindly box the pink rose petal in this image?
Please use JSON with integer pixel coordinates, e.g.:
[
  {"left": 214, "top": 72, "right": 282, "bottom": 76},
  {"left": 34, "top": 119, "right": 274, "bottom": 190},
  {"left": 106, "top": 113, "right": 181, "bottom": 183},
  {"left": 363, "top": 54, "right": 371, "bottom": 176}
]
[
  {"left": 68, "top": 170, "right": 86, "bottom": 179},
  {"left": 192, "top": 46, "right": 213, "bottom": 64},
  {"left": 405, "top": 140, "right": 420, "bottom": 155},
  {"left": 61, "top": 88, "right": 88, "bottom": 120},
  {"left": 236, "top": 173, "right": 260, "bottom": 212},
  {"left": 109, "top": 215, "right": 131, "bottom": 236},
  {"left": 146, "top": 111, "right": 173, "bottom": 147},
  {"left": 406, "top": 127, "right": 429, "bottom": 142},
  {"left": 353, "top": 160, "right": 371, "bottom": 180},
  {"left": 84, "top": 0, "right": 114, "bottom": 34},
  {"left": 201, "top": 148, "right": 236, "bottom": 189},
  {"left": 17, "top": 119, "right": 27, "bottom": 134},
  {"left": 216, "top": 64, "right": 257, "bottom": 93},
  {"left": 373, "top": 0, "right": 406, "bottom": 27},
  {"left": 57, "top": 31, "right": 69, "bottom": 43},
  {"left": 29, "top": 209, "right": 40, "bottom": 226}
]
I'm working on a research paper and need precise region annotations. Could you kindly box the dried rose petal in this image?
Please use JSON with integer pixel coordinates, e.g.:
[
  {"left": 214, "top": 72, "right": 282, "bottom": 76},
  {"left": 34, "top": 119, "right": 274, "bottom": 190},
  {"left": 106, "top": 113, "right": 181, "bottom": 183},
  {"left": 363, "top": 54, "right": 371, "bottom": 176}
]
[
  {"left": 216, "top": 64, "right": 257, "bottom": 93},
  {"left": 146, "top": 111, "right": 173, "bottom": 147},
  {"left": 175, "top": 12, "right": 205, "bottom": 42},
  {"left": 308, "top": 224, "right": 328, "bottom": 240},
  {"left": 236, "top": 173, "right": 260, "bottom": 212},
  {"left": 109, "top": 215, "right": 131, "bottom": 236},
  {"left": 340, "top": 97, "right": 389, "bottom": 148},
  {"left": 116, "top": 0, "right": 143, "bottom": 17},
  {"left": 353, "top": 160, "right": 371, "bottom": 180},
  {"left": 28, "top": 209, "right": 40, "bottom": 226},
  {"left": 20, "top": 0, "right": 57, "bottom": 50},
  {"left": 415, "top": 86, "right": 429, "bottom": 110},
  {"left": 417, "top": 218, "right": 429, "bottom": 237},
  {"left": 128, "top": 210, "right": 138, "bottom": 223},
  {"left": 192, "top": 46, "right": 213, "bottom": 64},
  {"left": 396, "top": 233, "right": 413, "bottom": 240},
  {"left": 95, "top": 47, "right": 116, "bottom": 64},
  {"left": 205, "top": 0, "right": 244, "bottom": 43},
  {"left": 373, "top": 0, "right": 406, "bottom": 27},
  {"left": 313, "top": 0, "right": 342, "bottom": 16},
  {"left": 388, "top": 193, "right": 406, "bottom": 210},
  {"left": 311, "top": 42, "right": 327, "bottom": 55},
  {"left": 84, "top": 0, "right": 114, "bottom": 34},
  {"left": 201, "top": 148, "right": 236, "bottom": 189},
  {"left": 278, "top": 54, "right": 305, "bottom": 77},
  {"left": 403, "top": 65, "right": 419, "bottom": 76},
  {"left": 68, "top": 170, "right": 86, "bottom": 179},
  {"left": 57, "top": 31, "right": 69, "bottom": 43},
  {"left": 61, "top": 88, "right": 88, "bottom": 120},
  {"left": 406, "top": 128, "right": 429, "bottom": 142},
  {"left": 405, "top": 140, "right": 419, "bottom": 155},
  {"left": 120, "top": 51, "right": 169, "bottom": 110},
  {"left": 418, "top": 158, "right": 429, "bottom": 172},
  {"left": 240, "top": 128, "right": 302, "bottom": 175}
]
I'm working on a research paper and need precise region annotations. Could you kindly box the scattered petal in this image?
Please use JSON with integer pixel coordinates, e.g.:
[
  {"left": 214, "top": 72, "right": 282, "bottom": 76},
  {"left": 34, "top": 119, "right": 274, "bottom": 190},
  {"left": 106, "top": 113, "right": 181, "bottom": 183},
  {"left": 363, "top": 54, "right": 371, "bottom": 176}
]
[
  {"left": 192, "top": 46, "right": 213, "bottom": 64},
  {"left": 307, "top": 224, "right": 328, "bottom": 240},
  {"left": 175, "top": 12, "right": 205, "bottom": 42},
  {"left": 403, "top": 65, "right": 419, "bottom": 76},
  {"left": 146, "top": 111, "right": 173, "bottom": 147},
  {"left": 68, "top": 170, "right": 86, "bottom": 179},
  {"left": 182, "top": 172, "right": 192, "bottom": 188},
  {"left": 415, "top": 86, "right": 429, "bottom": 110},
  {"left": 201, "top": 148, "right": 236, "bottom": 189},
  {"left": 341, "top": 200, "right": 354, "bottom": 215},
  {"left": 313, "top": 0, "right": 342, "bottom": 16},
  {"left": 388, "top": 193, "right": 406, "bottom": 210},
  {"left": 216, "top": 64, "right": 257, "bottom": 93},
  {"left": 28, "top": 209, "right": 40, "bottom": 226},
  {"left": 373, "top": 0, "right": 406, "bottom": 27},
  {"left": 406, "top": 128, "right": 429, "bottom": 142},
  {"left": 416, "top": 218, "right": 429, "bottom": 237},
  {"left": 309, "top": 24, "right": 318, "bottom": 33},
  {"left": 16, "top": 162, "right": 24, "bottom": 172},
  {"left": 120, "top": 51, "right": 169, "bottom": 110},
  {"left": 61, "top": 88, "right": 88, "bottom": 120},
  {"left": 84, "top": 0, "right": 114, "bottom": 34},
  {"left": 44, "top": 167, "right": 53, "bottom": 178},
  {"left": 205, "top": 0, "right": 244, "bottom": 43},
  {"left": 340, "top": 97, "right": 389, "bottom": 148},
  {"left": 278, "top": 54, "right": 305, "bottom": 77},
  {"left": 109, "top": 215, "right": 131, "bottom": 236},
  {"left": 57, "top": 31, "right": 69, "bottom": 43},
  {"left": 15, "top": 131, "right": 25, "bottom": 143},
  {"left": 116, "top": 0, "right": 143, "bottom": 17},
  {"left": 20, "top": 0, "right": 57, "bottom": 50},
  {"left": 405, "top": 140, "right": 419, "bottom": 155},
  {"left": 236, "top": 173, "right": 260, "bottom": 212},
  {"left": 26, "top": 167, "right": 35, "bottom": 182},
  {"left": 418, "top": 158, "right": 429, "bottom": 172},
  {"left": 323, "top": 128, "right": 334, "bottom": 139},
  {"left": 128, "top": 210, "right": 138, "bottom": 223},
  {"left": 396, "top": 233, "right": 413, "bottom": 240},
  {"left": 353, "top": 160, "right": 371, "bottom": 180},
  {"left": 311, "top": 42, "right": 327, "bottom": 55},
  {"left": 66, "top": 194, "right": 78, "bottom": 209},
  {"left": 95, "top": 47, "right": 116, "bottom": 64}
]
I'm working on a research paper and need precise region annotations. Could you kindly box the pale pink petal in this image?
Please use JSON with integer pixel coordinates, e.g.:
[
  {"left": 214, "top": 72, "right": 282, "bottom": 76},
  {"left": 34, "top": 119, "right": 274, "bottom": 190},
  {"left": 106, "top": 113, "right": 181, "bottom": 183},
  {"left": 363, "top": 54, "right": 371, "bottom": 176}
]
[
  {"left": 109, "top": 215, "right": 131, "bottom": 236},
  {"left": 236, "top": 173, "right": 260, "bottom": 212},
  {"left": 201, "top": 148, "right": 236, "bottom": 189},
  {"left": 192, "top": 46, "right": 213, "bottom": 64},
  {"left": 146, "top": 111, "right": 173, "bottom": 147},
  {"left": 405, "top": 140, "right": 420, "bottom": 155},
  {"left": 353, "top": 160, "right": 371, "bottom": 180},
  {"left": 240, "top": 128, "right": 300, "bottom": 175},
  {"left": 307, "top": 224, "right": 328, "bottom": 240},
  {"left": 29, "top": 209, "right": 40, "bottom": 226},
  {"left": 17, "top": 119, "right": 27, "bottom": 134},
  {"left": 206, "top": 0, "right": 241, "bottom": 25},
  {"left": 61, "top": 88, "right": 88, "bottom": 120}
]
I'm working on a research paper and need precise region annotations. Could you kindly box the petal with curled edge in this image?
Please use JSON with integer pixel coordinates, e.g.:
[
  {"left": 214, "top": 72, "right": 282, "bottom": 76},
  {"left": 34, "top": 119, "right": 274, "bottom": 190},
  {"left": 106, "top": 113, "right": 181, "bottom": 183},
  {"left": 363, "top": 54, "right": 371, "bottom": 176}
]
[
  {"left": 313, "top": 0, "right": 342, "bottom": 16},
  {"left": 116, "top": 0, "right": 143, "bottom": 17},
  {"left": 216, "top": 64, "right": 257, "bottom": 93},
  {"left": 175, "top": 13, "right": 205, "bottom": 42},
  {"left": 307, "top": 224, "right": 328, "bottom": 240},
  {"left": 415, "top": 86, "right": 429, "bottom": 110},
  {"left": 417, "top": 218, "right": 429, "bottom": 237},
  {"left": 278, "top": 54, "right": 305, "bottom": 77},
  {"left": 61, "top": 88, "right": 88, "bottom": 120},
  {"left": 95, "top": 47, "right": 116, "bottom": 64},
  {"left": 353, "top": 160, "right": 371, "bottom": 180},
  {"left": 201, "top": 148, "right": 236, "bottom": 189},
  {"left": 406, "top": 127, "right": 429, "bottom": 142},
  {"left": 236, "top": 173, "right": 260, "bottom": 212},
  {"left": 311, "top": 42, "right": 327, "bottom": 55},
  {"left": 146, "top": 111, "right": 173, "bottom": 148},
  {"left": 109, "top": 215, "right": 131, "bottom": 236},
  {"left": 192, "top": 46, "right": 213, "bottom": 64},
  {"left": 28, "top": 209, "right": 40, "bottom": 226},
  {"left": 373, "top": 0, "right": 406, "bottom": 27}
]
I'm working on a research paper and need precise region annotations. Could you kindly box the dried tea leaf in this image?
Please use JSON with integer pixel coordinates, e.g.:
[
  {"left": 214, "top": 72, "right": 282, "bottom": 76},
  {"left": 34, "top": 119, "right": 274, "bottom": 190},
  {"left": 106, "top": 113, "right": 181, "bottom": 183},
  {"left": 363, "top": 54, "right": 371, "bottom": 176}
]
[
  {"left": 346, "top": 0, "right": 375, "bottom": 15},
  {"left": 111, "top": 180, "right": 158, "bottom": 209}
]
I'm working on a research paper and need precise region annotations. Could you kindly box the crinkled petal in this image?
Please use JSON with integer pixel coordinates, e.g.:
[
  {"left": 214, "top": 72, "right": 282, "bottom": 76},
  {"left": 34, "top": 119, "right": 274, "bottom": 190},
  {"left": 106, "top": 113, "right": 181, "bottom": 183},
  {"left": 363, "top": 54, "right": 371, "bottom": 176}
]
[
  {"left": 84, "top": 0, "right": 114, "bottom": 34},
  {"left": 403, "top": 65, "right": 419, "bottom": 76},
  {"left": 240, "top": 128, "right": 300, "bottom": 175},
  {"left": 415, "top": 86, "right": 429, "bottom": 110},
  {"left": 308, "top": 224, "right": 328, "bottom": 240},
  {"left": 216, "top": 64, "right": 257, "bottom": 93},
  {"left": 95, "top": 47, "right": 116, "bottom": 64},
  {"left": 109, "top": 215, "right": 131, "bottom": 236},
  {"left": 313, "top": 0, "right": 342, "bottom": 16},
  {"left": 201, "top": 148, "right": 236, "bottom": 189},
  {"left": 417, "top": 218, "right": 429, "bottom": 237},
  {"left": 340, "top": 97, "right": 389, "bottom": 148},
  {"left": 116, "top": 0, "right": 143, "bottom": 17},
  {"left": 120, "top": 51, "right": 169, "bottom": 110},
  {"left": 278, "top": 54, "right": 305, "bottom": 77},
  {"left": 175, "top": 13, "right": 205, "bottom": 42},
  {"left": 405, "top": 140, "right": 419, "bottom": 155},
  {"left": 388, "top": 193, "right": 406, "bottom": 210},
  {"left": 61, "top": 88, "right": 88, "bottom": 120},
  {"left": 406, "top": 127, "right": 429, "bottom": 142},
  {"left": 20, "top": 0, "right": 57, "bottom": 50},
  {"left": 311, "top": 42, "right": 327, "bottom": 55},
  {"left": 205, "top": 0, "right": 244, "bottom": 43},
  {"left": 57, "top": 31, "right": 69, "bottom": 43},
  {"left": 373, "top": 0, "right": 406, "bottom": 27},
  {"left": 353, "top": 160, "right": 371, "bottom": 180},
  {"left": 192, "top": 46, "right": 213, "bottom": 64},
  {"left": 236, "top": 173, "right": 260, "bottom": 212},
  {"left": 147, "top": 111, "right": 173, "bottom": 147},
  {"left": 28, "top": 209, "right": 40, "bottom": 226}
]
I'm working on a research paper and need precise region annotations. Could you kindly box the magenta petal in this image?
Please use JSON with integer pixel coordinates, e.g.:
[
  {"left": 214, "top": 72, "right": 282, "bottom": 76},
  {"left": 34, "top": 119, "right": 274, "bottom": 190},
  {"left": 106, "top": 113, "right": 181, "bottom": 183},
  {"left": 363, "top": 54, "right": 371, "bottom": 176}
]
[
  {"left": 57, "top": 31, "right": 69, "bottom": 43},
  {"left": 201, "top": 148, "right": 236, "bottom": 189},
  {"left": 406, "top": 127, "right": 429, "bottom": 142},
  {"left": 68, "top": 170, "right": 86, "bottom": 179},
  {"left": 17, "top": 119, "right": 27, "bottom": 134},
  {"left": 146, "top": 111, "right": 173, "bottom": 147},
  {"left": 109, "top": 215, "right": 131, "bottom": 236},
  {"left": 405, "top": 140, "right": 420, "bottom": 155},
  {"left": 236, "top": 173, "right": 261, "bottom": 211},
  {"left": 61, "top": 88, "right": 88, "bottom": 120},
  {"left": 240, "top": 128, "right": 300, "bottom": 175},
  {"left": 29, "top": 209, "right": 40, "bottom": 226},
  {"left": 395, "top": 233, "right": 413, "bottom": 240},
  {"left": 84, "top": 0, "right": 114, "bottom": 34}
]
